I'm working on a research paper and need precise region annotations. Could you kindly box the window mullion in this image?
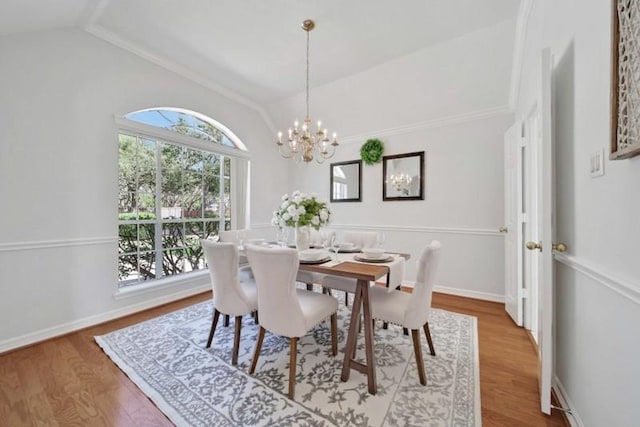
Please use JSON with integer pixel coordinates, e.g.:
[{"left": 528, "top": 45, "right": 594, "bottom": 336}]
[
  {"left": 219, "top": 155, "right": 225, "bottom": 233},
  {"left": 154, "top": 141, "right": 163, "bottom": 279}
]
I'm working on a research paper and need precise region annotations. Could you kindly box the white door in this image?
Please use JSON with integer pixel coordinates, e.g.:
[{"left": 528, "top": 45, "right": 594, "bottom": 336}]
[
  {"left": 530, "top": 47, "right": 556, "bottom": 415},
  {"left": 503, "top": 122, "right": 524, "bottom": 326}
]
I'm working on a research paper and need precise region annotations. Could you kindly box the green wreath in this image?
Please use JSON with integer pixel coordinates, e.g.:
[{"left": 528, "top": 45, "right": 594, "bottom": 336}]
[{"left": 360, "top": 138, "right": 384, "bottom": 165}]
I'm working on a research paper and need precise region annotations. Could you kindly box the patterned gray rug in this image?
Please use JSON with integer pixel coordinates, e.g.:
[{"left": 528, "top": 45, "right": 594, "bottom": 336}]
[{"left": 95, "top": 291, "right": 480, "bottom": 426}]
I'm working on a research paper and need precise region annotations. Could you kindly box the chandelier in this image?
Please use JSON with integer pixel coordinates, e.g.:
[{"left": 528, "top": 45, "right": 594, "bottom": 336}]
[
  {"left": 387, "top": 173, "right": 413, "bottom": 195},
  {"left": 276, "top": 19, "right": 338, "bottom": 163}
]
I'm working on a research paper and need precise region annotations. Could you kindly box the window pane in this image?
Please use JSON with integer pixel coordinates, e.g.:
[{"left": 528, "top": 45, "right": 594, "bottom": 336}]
[
  {"left": 138, "top": 138, "right": 156, "bottom": 192},
  {"left": 118, "top": 224, "right": 138, "bottom": 254},
  {"left": 162, "top": 249, "right": 185, "bottom": 275},
  {"left": 204, "top": 221, "right": 219, "bottom": 239},
  {"left": 138, "top": 251, "right": 156, "bottom": 280},
  {"left": 119, "top": 135, "right": 139, "bottom": 216},
  {"left": 126, "top": 109, "right": 231, "bottom": 145},
  {"left": 138, "top": 224, "right": 155, "bottom": 252},
  {"left": 162, "top": 222, "right": 184, "bottom": 249},
  {"left": 203, "top": 193, "right": 218, "bottom": 219},
  {"left": 138, "top": 193, "right": 156, "bottom": 216},
  {"left": 224, "top": 157, "right": 231, "bottom": 177}
]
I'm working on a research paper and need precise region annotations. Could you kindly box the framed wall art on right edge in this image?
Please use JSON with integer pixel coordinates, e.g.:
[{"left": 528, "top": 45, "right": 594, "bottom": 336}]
[{"left": 610, "top": 0, "right": 640, "bottom": 159}]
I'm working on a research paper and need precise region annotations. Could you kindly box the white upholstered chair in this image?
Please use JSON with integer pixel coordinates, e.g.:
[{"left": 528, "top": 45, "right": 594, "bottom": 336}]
[
  {"left": 342, "top": 230, "right": 378, "bottom": 249},
  {"left": 297, "top": 228, "right": 335, "bottom": 291},
  {"left": 322, "top": 230, "right": 380, "bottom": 305},
  {"left": 369, "top": 241, "right": 441, "bottom": 385},
  {"left": 245, "top": 244, "right": 338, "bottom": 399},
  {"left": 201, "top": 240, "right": 258, "bottom": 365}
]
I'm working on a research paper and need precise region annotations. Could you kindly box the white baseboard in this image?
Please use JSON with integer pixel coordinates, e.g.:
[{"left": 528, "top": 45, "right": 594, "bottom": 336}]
[
  {"left": 403, "top": 281, "right": 504, "bottom": 303},
  {"left": 0, "top": 284, "right": 210, "bottom": 354},
  {"left": 553, "top": 376, "right": 584, "bottom": 427}
]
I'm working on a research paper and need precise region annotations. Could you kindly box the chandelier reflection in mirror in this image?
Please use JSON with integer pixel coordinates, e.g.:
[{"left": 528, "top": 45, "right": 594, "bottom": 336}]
[
  {"left": 276, "top": 19, "right": 338, "bottom": 163},
  {"left": 387, "top": 173, "right": 413, "bottom": 196}
]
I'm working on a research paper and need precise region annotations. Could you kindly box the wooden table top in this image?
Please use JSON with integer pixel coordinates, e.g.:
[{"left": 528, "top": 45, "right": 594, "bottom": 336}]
[{"left": 299, "top": 261, "right": 390, "bottom": 281}]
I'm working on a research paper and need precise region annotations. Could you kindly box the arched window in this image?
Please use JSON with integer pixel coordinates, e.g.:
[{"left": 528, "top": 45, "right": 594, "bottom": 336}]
[{"left": 116, "top": 108, "right": 249, "bottom": 288}]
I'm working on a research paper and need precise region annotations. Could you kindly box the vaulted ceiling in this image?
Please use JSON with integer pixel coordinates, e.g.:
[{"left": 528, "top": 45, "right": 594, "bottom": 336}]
[{"left": 1, "top": 0, "right": 522, "bottom": 106}]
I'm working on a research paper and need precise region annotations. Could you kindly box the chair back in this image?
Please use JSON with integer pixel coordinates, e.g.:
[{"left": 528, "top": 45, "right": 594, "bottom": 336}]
[
  {"left": 218, "top": 229, "right": 253, "bottom": 243},
  {"left": 201, "top": 240, "right": 254, "bottom": 316},
  {"left": 343, "top": 231, "right": 378, "bottom": 248},
  {"left": 245, "top": 245, "right": 307, "bottom": 337},
  {"left": 404, "top": 241, "right": 441, "bottom": 329},
  {"left": 310, "top": 228, "right": 336, "bottom": 246}
]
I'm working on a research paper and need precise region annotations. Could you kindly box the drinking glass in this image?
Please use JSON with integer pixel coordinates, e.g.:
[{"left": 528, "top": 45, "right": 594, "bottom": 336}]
[
  {"left": 276, "top": 227, "right": 289, "bottom": 247},
  {"left": 376, "top": 231, "right": 386, "bottom": 248},
  {"left": 330, "top": 235, "right": 340, "bottom": 260}
]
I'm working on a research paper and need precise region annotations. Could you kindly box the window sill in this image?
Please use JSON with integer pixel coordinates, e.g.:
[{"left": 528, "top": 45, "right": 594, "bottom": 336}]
[{"left": 113, "top": 270, "right": 209, "bottom": 301}]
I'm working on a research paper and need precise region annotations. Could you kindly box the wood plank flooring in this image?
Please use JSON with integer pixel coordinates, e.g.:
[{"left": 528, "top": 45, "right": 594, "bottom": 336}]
[{"left": 0, "top": 292, "right": 568, "bottom": 426}]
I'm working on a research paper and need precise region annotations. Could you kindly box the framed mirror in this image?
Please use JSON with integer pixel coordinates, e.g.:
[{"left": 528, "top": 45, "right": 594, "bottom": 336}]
[
  {"left": 330, "top": 160, "right": 362, "bottom": 202},
  {"left": 383, "top": 151, "right": 425, "bottom": 201}
]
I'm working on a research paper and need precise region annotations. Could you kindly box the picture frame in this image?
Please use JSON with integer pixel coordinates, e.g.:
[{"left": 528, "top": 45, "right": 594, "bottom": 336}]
[
  {"left": 330, "top": 160, "right": 362, "bottom": 202},
  {"left": 382, "top": 151, "right": 424, "bottom": 201},
  {"left": 610, "top": 0, "right": 640, "bottom": 159}
]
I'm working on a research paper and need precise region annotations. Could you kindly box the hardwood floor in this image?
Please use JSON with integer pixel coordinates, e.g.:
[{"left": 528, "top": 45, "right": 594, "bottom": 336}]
[
  {"left": 431, "top": 292, "right": 568, "bottom": 427},
  {"left": 0, "top": 292, "right": 568, "bottom": 426}
]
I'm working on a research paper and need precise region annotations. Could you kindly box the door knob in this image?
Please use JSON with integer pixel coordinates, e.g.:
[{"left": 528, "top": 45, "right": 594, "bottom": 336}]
[
  {"left": 499, "top": 227, "right": 508, "bottom": 233},
  {"left": 526, "top": 241, "right": 542, "bottom": 251},
  {"left": 552, "top": 243, "right": 568, "bottom": 252}
]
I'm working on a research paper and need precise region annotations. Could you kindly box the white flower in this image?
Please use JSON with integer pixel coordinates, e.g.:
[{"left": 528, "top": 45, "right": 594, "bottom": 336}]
[{"left": 274, "top": 191, "right": 331, "bottom": 229}]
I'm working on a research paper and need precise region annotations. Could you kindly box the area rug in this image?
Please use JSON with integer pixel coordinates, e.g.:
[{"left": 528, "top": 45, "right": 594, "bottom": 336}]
[{"left": 95, "top": 291, "right": 480, "bottom": 426}]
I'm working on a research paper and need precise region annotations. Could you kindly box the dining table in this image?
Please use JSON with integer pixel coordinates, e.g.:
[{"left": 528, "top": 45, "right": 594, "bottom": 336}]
[{"left": 298, "top": 250, "right": 409, "bottom": 395}]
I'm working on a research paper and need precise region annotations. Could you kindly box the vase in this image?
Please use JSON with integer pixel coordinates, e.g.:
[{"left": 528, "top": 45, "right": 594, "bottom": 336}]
[{"left": 295, "top": 225, "right": 311, "bottom": 251}]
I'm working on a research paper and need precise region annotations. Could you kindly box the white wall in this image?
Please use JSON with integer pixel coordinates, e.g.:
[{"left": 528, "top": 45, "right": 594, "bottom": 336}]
[
  {"left": 267, "top": 19, "right": 516, "bottom": 137},
  {"left": 517, "top": 1, "right": 640, "bottom": 425},
  {"left": 268, "top": 21, "right": 517, "bottom": 300},
  {"left": 0, "top": 29, "right": 288, "bottom": 351}
]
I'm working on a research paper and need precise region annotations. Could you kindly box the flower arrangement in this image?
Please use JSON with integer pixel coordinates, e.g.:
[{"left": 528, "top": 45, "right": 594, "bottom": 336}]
[{"left": 271, "top": 191, "right": 331, "bottom": 230}]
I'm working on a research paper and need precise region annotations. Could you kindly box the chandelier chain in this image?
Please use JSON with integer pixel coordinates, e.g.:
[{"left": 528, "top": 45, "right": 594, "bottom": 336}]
[{"left": 306, "top": 27, "right": 310, "bottom": 120}]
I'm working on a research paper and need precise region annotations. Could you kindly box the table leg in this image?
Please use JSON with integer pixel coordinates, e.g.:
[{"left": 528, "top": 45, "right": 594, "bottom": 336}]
[
  {"left": 340, "top": 279, "right": 377, "bottom": 395},
  {"left": 361, "top": 281, "right": 377, "bottom": 394},
  {"left": 341, "top": 280, "right": 363, "bottom": 383}
]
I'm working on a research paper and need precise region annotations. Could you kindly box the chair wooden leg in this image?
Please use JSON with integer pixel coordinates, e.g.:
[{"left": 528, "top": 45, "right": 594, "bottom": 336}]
[
  {"left": 382, "top": 321, "right": 388, "bottom": 329},
  {"left": 403, "top": 327, "right": 409, "bottom": 336},
  {"left": 330, "top": 313, "right": 338, "bottom": 356},
  {"left": 223, "top": 314, "right": 230, "bottom": 327},
  {"left": 206, "top": 309, "right": 221, "bottom": 348},
  {"left": 306, "top": 283, "right": 313, "bottom": 291},
  {"left": 411, "top": 329, "right": 427, "bottom": 386},
  {"left": 424, "top": 322, "right": 436, "bottom": 356},
  {"left": 232, "top": 316, "right": 242, "bottom": 365},
  {"left": 254, "top": 311, "right": 259, "bottom": 325},
  {"left": 289, "top": 337, "right": 298, "bottom": 399},
  {"left": 249, "top": 326, "right": 265, "bottom": 374},
  {"left": 345, "top": 292, "right": 349, "bottom": 307}
]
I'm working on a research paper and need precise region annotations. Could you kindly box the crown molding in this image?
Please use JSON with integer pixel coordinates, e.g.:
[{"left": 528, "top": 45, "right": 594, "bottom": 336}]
[
  {"left": 509, "top": 0, "right": 533, "bottom": 109},
  {"left": 339, "top": 105, "right": 513, "bottom": 144},
  {"left": 83, "top": 24, "right": 278, "bottom": 135}
]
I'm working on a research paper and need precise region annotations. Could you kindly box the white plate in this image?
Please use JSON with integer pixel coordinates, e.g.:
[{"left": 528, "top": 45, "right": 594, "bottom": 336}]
[{"left": 299, "top": 249, "right": 328, "bottom": 261}]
